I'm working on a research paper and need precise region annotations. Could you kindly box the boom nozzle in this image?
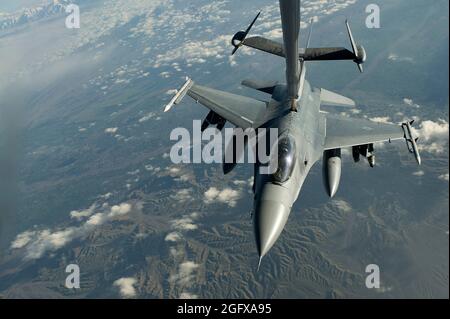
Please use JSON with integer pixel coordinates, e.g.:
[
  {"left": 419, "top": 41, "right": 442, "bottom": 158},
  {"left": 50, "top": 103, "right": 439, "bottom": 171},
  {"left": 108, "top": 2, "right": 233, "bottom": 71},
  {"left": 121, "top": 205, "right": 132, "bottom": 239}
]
[{"left": 231, "top": 11, "right": 261, "bottom": 55}]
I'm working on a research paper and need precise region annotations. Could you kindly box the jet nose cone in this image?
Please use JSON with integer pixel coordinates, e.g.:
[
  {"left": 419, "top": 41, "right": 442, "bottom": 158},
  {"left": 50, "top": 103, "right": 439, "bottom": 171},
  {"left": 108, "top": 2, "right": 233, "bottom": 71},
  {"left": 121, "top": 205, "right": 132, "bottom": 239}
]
[{"left": 254, "top": 200, "right": 290, "bottom": 258}]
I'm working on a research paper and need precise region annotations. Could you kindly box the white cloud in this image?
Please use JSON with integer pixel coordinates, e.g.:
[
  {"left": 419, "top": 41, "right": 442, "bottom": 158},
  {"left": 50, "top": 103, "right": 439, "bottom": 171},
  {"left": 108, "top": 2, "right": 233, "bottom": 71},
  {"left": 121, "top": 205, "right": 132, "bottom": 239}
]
[
  {"left": 168, "top": 167, "right": 181, "bottom": 174},
  {"left": 263, "top": 28, "right": 283, "bottom": 39},
  {"left": 403, "top": 98, "right": 420, "bottom": 108},
  {"left": 438, "top": 173, "right": 449, "bottom": 182},
  {"left": 232, "top": 180, "right": 247, "bottom": 186},
  {"left": 420, "top": 142, "right": 446, "bottom": 154},
  {"left": 2, "top": 0, "right": 360, "bottom": 91},
  {"left": 99, "top": 192, "right": 113, "bottom": 200},
  {"left": 165, "top": 211, "right": 202, "bottom": 298},
  {"left": 412, "top": 119, "right": 449, "bottom": 154},
  {"left": 105, "top": 127, "right": 118, "bottom": 134},
  {"left": 414, "top": 120, "right": 448, "bottom": 141},
  {"left": 11, "top": 201, "right": 135, "bottom": 260},
  {"left": 179, "top": 292, "right": 198, "bottom": 299},
  {"left": 109, "top": 203, "right": 132, "bottom": 217},
  {"left": 413, "top": 170, "right": 425, "bottom": 177},
  {"left": 127, "top": 169, "right": 140, "bottom": 176},
  {"left": 171, "top": 188, "right": 193, "bottom": 203},
  {"left": 332, "top": 199, "right": 352, "bottom": 212},
  {"left": 170, "top": 247, "right": 183, "bottom": 258},
  {"left": 166, "top": 166, "right": 194, "bottom": 183},
  {"left": 370, "top": 117, "right": 392, "bottom": 124},
  {"left": 145, "top": 164, "right": 161, "bottom": 175},
  {"left": 166, "top": 212, "right": 200, "bottom": 239},
  {"left": 165, "top": 212, "right": 199, "bottom": 256},
  {"left": 170, "top": 261, "right": 199, "bottom": 286},
  {"left": 204, "top": 187, "right": 242, "bottom": 207},
  {"left": 171, "top": 216, "right": 198, "bottom": 231},
  {"left": 160, "top": 71, "right": 170, "bottom": 78},
  {"left": 165, "top": 232, "right": 182, "bottom": 242},
  {"left": 154, "top": 34, "right": 232, "bottom": 67},
  {"left": 251, "top": 0, "right": 359, "bottom": 44},
  {"left": 170, "top": 261, "right": 200, "bottom": 299},
  {"left": 10, "top": 231, "right": 35, "bottom": 249},
  {"left": 11, "top": 228, "right": 78, "bottom": 260},
  {"left": 388, "top": 54, "right": 414, "bottom": 63},
  {"left": 70, "top": 203, "right": 97, "bottom": 221},
  {"left": 86, "top": 203, "right": 131, "bottom": 226},
  {"left": 114, "top": 277, "right": 137, "bottom": 298}
]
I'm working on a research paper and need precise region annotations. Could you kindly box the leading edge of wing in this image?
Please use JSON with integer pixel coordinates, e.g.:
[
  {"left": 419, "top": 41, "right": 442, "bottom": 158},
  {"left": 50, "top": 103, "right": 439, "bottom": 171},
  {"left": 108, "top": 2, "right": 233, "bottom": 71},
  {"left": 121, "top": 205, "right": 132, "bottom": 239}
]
[{"left": 324, "top": 113, "right": 405, "bottom": 150}]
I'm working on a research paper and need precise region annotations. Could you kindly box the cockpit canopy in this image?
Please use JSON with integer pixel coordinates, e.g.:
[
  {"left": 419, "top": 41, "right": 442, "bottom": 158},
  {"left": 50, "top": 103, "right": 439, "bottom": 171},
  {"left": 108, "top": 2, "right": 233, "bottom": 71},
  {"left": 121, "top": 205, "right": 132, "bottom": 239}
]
[{"left": 272, "top": 134, "right": 297, "bottom": 184}]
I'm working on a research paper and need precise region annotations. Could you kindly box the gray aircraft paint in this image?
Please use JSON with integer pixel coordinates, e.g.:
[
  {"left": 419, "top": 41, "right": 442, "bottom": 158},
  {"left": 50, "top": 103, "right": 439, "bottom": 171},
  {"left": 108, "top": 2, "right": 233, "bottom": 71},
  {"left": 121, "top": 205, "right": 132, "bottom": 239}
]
[{"left": 164, "top": 0, "right": 421, "bottom": 268}]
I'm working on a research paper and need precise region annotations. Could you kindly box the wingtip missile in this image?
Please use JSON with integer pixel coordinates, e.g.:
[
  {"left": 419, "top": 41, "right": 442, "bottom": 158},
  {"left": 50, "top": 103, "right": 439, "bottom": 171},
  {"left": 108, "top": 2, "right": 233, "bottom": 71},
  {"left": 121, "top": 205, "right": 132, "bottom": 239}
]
[
  {"left": 163, "top": 77, "right": 194, "bottom": 112},
  {"left": 402, "top": 121, "right": 422, "bottom": 165}
]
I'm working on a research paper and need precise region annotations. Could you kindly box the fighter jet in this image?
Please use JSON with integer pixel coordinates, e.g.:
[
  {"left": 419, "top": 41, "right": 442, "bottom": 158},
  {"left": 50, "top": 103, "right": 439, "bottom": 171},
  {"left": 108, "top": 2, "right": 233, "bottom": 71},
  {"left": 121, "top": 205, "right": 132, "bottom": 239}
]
[{"left": 164, "top": 0, "right": 421, "bottom": 269}]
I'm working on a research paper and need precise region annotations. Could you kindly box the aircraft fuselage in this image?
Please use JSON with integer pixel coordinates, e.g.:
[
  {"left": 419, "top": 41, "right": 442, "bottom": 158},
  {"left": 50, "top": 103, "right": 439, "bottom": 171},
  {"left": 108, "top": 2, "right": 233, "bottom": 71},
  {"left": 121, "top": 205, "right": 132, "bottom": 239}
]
[{"left": 253, "top": 79, "right": 326, "bottom": 259}]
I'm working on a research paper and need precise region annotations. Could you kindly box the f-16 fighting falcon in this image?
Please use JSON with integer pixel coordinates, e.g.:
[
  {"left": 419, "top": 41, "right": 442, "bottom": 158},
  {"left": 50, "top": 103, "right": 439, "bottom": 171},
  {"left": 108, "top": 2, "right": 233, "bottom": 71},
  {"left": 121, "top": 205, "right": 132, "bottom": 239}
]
[{"left": 164, "top": 0, "right": 421, "bottom": 270}]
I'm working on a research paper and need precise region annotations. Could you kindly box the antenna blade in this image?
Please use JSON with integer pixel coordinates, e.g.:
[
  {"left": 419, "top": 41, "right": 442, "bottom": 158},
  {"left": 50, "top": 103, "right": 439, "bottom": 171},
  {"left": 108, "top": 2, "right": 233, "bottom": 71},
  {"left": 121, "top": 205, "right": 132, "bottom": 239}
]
[
  {"left": 345, "top": 20, "right": 358, "bottom": 56},
  {"left": 245, "top": 11, "right": 261, "bottom": 34},
  {"left": 358, "top": 63, "right": 364, "bottom": 73},
  {"left": 306, "top": 18, "right": 314, "bottom": 49}
]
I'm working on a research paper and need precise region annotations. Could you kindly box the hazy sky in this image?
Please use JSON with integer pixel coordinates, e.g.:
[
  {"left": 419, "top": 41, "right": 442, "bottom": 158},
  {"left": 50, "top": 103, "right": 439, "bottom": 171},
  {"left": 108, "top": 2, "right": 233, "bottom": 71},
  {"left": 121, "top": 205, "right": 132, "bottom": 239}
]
[{"left": 0, "top": 0, "right": 43, "bottom": 13}]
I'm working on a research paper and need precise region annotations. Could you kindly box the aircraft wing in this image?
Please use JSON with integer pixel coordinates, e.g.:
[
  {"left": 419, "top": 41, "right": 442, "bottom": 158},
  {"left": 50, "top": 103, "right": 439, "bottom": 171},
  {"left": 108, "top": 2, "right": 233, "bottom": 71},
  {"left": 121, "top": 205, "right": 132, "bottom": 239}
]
[
  {"left": 242, "top": 36, "right": 285, "bottom": 57},
  {"left": 241, "top": 36, "right": 356, "bottom": 62},
  {"left": 324, "top": 113, "right": 405, "bottom": 150},
  {"left": 164, "top": 78, "right": 267, "bottom": 129}
]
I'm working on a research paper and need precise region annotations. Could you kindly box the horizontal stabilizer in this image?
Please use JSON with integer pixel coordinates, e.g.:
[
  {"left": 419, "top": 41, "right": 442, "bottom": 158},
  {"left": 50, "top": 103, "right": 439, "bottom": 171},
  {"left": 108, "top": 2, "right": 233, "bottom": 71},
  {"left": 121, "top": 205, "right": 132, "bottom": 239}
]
[
  {"left": 241, "top": 79, "right": 278, "bottom": 94},
  {"left": 301, "top": 47, "right": 355, "bottom": 61},
  {"left": 242, "top": 36, "right": 285, "bottom": 57},
  {"left": 242, "top": 37, "right": 358, "bottom": 62},
  {"left": 320, "top": 88, "right": 355, "bottom": 107}
]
